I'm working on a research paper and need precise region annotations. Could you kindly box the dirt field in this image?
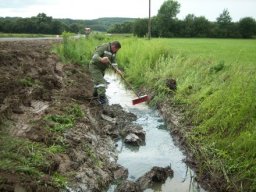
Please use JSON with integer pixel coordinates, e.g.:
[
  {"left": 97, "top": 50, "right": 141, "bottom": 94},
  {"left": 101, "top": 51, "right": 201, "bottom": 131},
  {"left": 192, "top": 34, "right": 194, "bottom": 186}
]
[{"left": 0, "top": 40, "right": 137, "bottom": 191}]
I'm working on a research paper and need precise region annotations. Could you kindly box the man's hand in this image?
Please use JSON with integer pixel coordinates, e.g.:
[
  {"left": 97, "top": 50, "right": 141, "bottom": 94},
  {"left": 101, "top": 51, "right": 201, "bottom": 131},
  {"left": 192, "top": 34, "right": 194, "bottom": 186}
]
[
  {"left": 100, "top": 57, "right": 109, "bottom": 64},
  {"left": 110, "top": 63, "right": 123, "bottom": 76}
]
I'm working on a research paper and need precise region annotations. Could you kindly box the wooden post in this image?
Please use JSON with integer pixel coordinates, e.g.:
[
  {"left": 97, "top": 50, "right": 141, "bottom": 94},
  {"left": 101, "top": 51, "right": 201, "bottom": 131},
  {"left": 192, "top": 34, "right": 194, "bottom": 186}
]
[{"left": 148, "top": 0, "right": 151, "bottom": 40}]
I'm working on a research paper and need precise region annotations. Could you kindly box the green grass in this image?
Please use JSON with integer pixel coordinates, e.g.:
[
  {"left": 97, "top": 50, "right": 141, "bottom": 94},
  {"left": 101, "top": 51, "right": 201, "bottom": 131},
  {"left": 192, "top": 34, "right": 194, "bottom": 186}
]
[
  {"left": 117, "top": 37, "right": 256, "bottom": 191},
  {"left": 19, "top": 76, "right": 41, "bottom": 87},
  {"left": 55, "top": 36, "right": 256, "bottom": 191},
  {"left": 0, "top": 134, "right": 65, "bottom": 183},
  {"left": 0, "top": 103, "right": 85, "bottom": 189},
  {"left": 53, "top": 32, "right": 111, "bottom": 64},
  {"left": 45, "top": 104, "right": 84, "bottom": 132}
]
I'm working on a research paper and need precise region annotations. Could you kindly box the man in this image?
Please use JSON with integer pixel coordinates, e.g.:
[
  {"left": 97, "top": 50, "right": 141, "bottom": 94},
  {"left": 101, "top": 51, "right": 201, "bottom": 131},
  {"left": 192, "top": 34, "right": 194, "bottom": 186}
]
[{"left": 89, "top": 41, "right": 122, "bottom": 105}]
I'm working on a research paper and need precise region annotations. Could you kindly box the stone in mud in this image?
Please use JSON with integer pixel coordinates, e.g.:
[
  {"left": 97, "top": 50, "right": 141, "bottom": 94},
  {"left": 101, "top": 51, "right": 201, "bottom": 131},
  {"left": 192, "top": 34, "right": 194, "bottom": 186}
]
[
  {"left": 136, "top": 166, "right": 174, "bottom": 190},
  {"left": 123, "top": 124, "right": 145, "bottom": 142},
  {"left": 103, "top": 124, "right": 119, "bottom": 138},
  {"left": 54, "top": 154, "right": 72, "bottom": 173},
  {"left": 103, "top": 104, "right": 137, "bottom": 122},
  {"left": 115, "top": 180, "right": 142, "bottom": 192},
  {"left": 101, "top": 113, "right": 117, "bottom": 124},
  {"left": 113, "top": 165, "right": 128, "bottom": 180},
  {"left": 124, "top": 133, "right": 142, "bottom": 146},
  {"left": 54, "top": 62, "right": 64, "bottom": 76},
  {"left": 12, "top": 106, "right": 24, "bottom": 114}
]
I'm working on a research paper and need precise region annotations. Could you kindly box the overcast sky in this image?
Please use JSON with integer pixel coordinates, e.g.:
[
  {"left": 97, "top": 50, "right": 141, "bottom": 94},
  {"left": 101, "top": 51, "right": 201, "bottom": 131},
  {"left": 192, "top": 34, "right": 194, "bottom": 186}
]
[{"left": 0, "top": 0, "right": 256, "bottom": 21}]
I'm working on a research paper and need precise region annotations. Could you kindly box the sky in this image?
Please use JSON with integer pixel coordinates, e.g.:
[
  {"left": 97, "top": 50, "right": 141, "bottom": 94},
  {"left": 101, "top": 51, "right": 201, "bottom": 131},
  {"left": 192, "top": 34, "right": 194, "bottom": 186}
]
[{"left": 0, "top": 0, "right": 256, "bottom": 22}]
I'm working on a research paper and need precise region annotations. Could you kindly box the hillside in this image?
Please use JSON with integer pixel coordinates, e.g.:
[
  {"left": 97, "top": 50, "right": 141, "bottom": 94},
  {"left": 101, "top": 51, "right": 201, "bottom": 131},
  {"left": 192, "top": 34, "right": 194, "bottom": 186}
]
[{"left": 57, "top": 17, "right": 136, "bottom": 31}]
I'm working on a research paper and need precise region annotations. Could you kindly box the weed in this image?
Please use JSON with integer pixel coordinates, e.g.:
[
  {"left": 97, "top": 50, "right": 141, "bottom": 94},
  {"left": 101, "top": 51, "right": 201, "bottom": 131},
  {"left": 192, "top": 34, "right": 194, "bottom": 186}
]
[
  {"left": 0, "top": 135, "right": 49, "bottom": 177},
  {"left": 19, "top": 77, "right": 36, "bottom": 87},
  {"left": 210, "top": 60, "right": 225, "bottom": 73},
  {"left": 67, "top": 104, "right": 84, "bottom": 118},
  {"left": 52, "top": 172, "right": 67, "bottom": 188},
  {"left": 84, "top": 144, "right": 103, "bottom": 168},
  {"left": 54, "top": 31, "right": 108, "bottom": 65},
  {"left": 46, "top": 114, "right": 74, "bottom": 132},
  {"left": 47, "top": 144, "right": 65, "bottom": 154},
  {"left": 45, "top": 103, "right": 84, "bottom": 132}
]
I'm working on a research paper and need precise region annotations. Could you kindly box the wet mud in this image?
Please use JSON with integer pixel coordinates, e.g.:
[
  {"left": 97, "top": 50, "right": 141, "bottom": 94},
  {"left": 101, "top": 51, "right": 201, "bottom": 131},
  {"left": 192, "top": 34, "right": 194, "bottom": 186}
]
[{"left": 0, "top": 40, "right": 141, "bottom": 191}]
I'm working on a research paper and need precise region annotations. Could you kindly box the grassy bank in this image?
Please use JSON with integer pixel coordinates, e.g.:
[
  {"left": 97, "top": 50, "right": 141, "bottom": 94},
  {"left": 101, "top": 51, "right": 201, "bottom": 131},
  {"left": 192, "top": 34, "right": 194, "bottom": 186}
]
[
  {"left": 0, "top": 103, "right": 85, "bottom": 189},
  {"left": 57, "top": 36, "right": 256, "bottom": 191},
  {"left": 118, "top": 38, "right": 256, "bottom": 191}
]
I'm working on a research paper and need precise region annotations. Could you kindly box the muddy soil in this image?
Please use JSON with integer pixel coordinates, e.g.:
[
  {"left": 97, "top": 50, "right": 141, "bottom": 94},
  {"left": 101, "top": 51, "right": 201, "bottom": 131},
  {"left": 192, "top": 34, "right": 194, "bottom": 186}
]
[{"left": 0, "top": 40, "right": 137, "bottom": 191}]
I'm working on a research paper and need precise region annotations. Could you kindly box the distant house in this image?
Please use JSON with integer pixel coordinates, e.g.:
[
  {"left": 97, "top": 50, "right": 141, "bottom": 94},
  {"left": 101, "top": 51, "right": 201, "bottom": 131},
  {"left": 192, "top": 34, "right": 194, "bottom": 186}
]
[{"left": 85, "top": 28, "right": 91, "bottom": 36}]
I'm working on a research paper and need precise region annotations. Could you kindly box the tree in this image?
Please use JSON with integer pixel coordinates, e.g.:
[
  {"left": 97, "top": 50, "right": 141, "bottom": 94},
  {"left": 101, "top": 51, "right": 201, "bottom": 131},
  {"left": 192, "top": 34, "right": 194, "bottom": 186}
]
[
  {"left": 156, "top": 0, "right": 180, "bottom": 37},
  {"left": 150, "top": 16, "right": 159, "bottom": 37},
  {"left": 133, "top": 18, "right": 148, "bottom": 37},
  {"left": 14, "top": 18, "right": 36, "bottom": 33},
  {"left": 217, "top": 9, "right": 232, "bottom": 24},
  {"left": 36, "top": 13, "right": 52, "bottom": 23},
  {"left": 1, "top": 19, "right": 16, "bottom": 33},
  {"left": 107, "top": 22, "right": 134, "bottom": 33},
  {"left": 193, "top": 16, "right": 211, "bottom": 37},
  {"left": 51, "top": 20, "right": 66, "bottom": 34},
  {"left": 238, "top": 17, "right": 256, "bottom": 38},
  {"left": 216, "top": 9, "right": 232, "bottom": 37},
  {"left": 183, "top": 14, "right": 196, "bottom": 37},
  {"left": 69, "top": 24, "right": 80, "bottom": 33}
]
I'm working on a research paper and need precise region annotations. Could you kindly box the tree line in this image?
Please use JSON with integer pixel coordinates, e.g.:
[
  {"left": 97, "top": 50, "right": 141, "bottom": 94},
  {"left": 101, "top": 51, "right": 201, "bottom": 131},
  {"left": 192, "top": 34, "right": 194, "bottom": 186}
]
[
  {"left": 0, "top": 0, "right": 255, "bottom": 38},
  {"left": 0, "top": 13, "right": 113, "bottom": 34},
  {"left": 0, "top": 13, "right": 134, "bottom": 35},
  {"left": 109, "top": 0, "right": 256, "bottom": 38},
  {"left": 0, "top": 13, "right": 67, "bottom": 34}
]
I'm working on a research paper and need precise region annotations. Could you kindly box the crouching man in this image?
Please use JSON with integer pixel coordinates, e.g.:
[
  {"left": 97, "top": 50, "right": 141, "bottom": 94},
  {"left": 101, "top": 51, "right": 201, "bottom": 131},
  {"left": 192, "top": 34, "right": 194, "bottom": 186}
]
[{"left": 89, "top": 41, "right": 122, "bottom": 105}]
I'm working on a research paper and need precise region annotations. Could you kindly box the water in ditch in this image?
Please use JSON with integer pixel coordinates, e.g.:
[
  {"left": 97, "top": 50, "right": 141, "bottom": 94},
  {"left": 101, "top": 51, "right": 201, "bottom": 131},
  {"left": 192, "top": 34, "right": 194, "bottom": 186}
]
[{"left": 105, "top": 72, "right": 206, "bottom": 192}]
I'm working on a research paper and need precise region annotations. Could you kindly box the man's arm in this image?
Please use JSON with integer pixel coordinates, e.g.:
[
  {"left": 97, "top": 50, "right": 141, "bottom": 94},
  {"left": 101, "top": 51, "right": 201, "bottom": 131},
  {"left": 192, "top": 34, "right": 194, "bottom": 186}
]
[{"left": 91, "top": 45, "right": 109, "bottom": 64}]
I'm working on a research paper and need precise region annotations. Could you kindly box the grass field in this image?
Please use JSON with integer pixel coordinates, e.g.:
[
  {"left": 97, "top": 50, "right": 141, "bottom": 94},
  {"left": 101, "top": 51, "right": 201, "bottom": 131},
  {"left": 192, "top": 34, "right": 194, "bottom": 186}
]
[
  {"left": 118, "top": 37, "right": 256, "bottom": 191},
  {"left": 57, "top": 35, "right": 256, "bottom": 191}
]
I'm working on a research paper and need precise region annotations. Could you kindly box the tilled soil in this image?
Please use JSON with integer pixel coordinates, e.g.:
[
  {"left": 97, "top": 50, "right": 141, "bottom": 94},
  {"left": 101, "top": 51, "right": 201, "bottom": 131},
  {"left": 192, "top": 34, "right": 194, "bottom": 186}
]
[{"left": 0, "top": 40, "right": 135, "bottom": 191}]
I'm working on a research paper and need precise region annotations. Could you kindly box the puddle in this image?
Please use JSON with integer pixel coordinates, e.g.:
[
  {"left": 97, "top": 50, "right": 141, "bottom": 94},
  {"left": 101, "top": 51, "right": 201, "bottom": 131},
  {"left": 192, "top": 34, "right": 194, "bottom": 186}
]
[{"left": 105, "top": 72, "right": 206, "bottom": 192}]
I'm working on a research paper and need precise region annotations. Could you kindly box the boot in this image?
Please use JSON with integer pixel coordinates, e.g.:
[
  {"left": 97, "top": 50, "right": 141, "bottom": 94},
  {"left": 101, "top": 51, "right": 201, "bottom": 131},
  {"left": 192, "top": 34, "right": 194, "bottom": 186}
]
[
  {"left": 98, "top": 95, "right": 108, "bottom": 105},
  {"left": 93, "top": 88, "right": 98, "bottom": 97}
]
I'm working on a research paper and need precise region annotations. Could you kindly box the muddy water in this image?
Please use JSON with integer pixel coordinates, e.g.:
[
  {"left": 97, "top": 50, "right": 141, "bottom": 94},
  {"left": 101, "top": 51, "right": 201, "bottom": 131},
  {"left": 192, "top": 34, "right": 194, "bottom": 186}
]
[{"left": 105, "top": 73, "right": 206, "bottom": 192}]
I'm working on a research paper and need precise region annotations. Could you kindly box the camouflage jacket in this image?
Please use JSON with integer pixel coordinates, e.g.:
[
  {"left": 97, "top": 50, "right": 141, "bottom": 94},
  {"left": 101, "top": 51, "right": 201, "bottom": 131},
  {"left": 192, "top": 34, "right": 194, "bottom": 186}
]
[{"left": 90, "top": 43, "right": 117, "bottom": 70}]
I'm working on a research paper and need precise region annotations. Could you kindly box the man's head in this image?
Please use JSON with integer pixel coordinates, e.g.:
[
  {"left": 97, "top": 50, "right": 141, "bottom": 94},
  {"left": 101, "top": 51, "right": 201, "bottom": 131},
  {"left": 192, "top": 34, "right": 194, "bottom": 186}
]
[{"left": 111, "top": 41, "right": 121, "bottom": 53}]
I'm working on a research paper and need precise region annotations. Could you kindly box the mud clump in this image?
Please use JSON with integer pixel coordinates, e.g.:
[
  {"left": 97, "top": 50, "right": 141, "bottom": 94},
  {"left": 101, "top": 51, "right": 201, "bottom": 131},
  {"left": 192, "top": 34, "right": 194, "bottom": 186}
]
[
  {"left": 0, "top": 40, "right": 138, "bottom": 192},
  {"left": 136, "top": 166, "right": 173, "bottom": 190},
  {"left": 115, "top": 166, "right": 173, "bottom": 192}
]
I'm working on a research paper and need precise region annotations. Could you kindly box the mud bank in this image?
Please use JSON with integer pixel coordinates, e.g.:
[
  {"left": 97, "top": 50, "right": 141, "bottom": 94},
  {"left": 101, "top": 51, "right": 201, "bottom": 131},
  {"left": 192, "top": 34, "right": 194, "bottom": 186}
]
[
  {"left": 0, "top": 40, "right": 141, "bottom": 191},
  {"left": 157, "top": 100, "right": 228, "bottom": 192}
]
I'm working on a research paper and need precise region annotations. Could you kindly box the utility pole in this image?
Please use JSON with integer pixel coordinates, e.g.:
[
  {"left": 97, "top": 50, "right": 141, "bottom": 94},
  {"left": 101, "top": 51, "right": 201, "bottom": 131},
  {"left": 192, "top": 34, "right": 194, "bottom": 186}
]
[{"left": 148, "top": 0, "right": 151, "bottom": 40}]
